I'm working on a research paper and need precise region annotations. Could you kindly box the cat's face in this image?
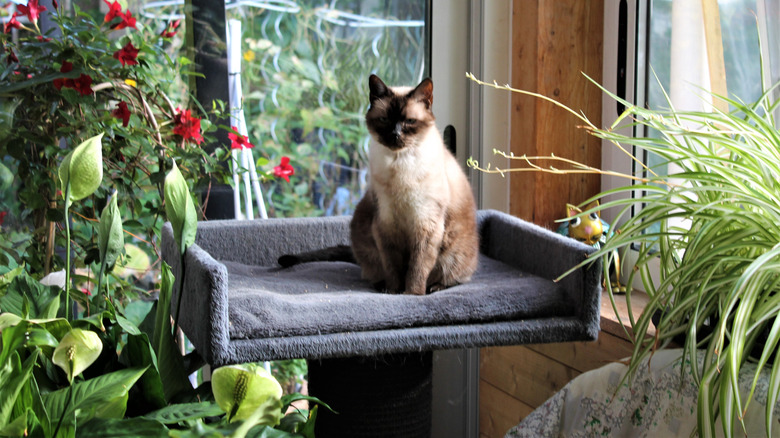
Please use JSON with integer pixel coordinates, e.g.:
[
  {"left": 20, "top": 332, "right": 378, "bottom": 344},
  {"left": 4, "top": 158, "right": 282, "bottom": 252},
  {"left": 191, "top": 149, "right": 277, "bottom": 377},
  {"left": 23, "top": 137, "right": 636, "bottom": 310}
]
[{"left": 365, "top": 75, "right": 435, "bottom": 150}]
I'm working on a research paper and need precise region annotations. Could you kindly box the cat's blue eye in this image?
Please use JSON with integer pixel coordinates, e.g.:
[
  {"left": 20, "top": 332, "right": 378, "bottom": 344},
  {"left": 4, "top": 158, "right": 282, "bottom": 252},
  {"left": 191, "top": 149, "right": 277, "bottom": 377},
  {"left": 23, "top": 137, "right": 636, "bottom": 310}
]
[
  {"left": 405, "top": 118, "right": 417, "bottom": 124},
  {"left": 378, "top": 117, "right": 388, "bottom": 123}
]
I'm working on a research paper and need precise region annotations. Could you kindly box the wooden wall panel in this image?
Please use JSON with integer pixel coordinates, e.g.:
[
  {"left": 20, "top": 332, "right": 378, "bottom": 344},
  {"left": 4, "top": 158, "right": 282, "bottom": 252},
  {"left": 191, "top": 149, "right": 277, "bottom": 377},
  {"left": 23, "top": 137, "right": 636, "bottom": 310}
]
[
  {"left": 480, "top": 4, "right": 606, "bottom": 436},
  {"left": 479, "top": 381, "right": 532, "bottom": 438},
  {"left": 510, "top": 0, "right": 604, "bottom": 229}
]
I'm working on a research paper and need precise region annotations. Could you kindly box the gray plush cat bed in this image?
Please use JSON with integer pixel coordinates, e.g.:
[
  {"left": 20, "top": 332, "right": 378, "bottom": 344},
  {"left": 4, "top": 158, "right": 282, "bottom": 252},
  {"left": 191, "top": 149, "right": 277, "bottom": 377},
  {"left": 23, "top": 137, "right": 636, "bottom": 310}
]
[{"left": 161, "top": 209, "right": 602, "bottom": 367}]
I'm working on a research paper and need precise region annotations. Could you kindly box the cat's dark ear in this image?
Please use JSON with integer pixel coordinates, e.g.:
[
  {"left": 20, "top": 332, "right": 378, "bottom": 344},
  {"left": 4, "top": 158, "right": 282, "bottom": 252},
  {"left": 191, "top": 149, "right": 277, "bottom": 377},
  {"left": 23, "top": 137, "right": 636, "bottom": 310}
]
[
  {"left": 412, "top": 78, "right": 433, "bottom": 109},
  {"left": 369, "top": 75, "right": 389, "bottom": 103}
]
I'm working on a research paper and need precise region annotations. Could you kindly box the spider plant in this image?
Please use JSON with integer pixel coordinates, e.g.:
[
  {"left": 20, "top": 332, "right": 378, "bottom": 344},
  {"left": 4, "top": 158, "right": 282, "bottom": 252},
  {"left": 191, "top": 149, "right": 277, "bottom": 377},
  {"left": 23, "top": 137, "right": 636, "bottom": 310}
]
[{"left": 467, "top": 73, "right": 780, "bottom": 438}]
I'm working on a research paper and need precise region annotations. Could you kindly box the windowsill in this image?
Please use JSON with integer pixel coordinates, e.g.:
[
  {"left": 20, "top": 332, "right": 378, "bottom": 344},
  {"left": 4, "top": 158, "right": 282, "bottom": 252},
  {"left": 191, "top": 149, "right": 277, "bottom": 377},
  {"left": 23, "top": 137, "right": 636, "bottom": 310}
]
[{"left": 600, "top": 289, "right": 653, "bottom": 341}]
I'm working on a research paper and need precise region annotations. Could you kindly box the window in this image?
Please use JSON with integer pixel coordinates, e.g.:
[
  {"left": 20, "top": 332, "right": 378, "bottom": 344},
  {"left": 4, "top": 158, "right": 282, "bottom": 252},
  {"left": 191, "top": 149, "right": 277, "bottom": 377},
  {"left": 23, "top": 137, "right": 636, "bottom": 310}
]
[{"left": 602, "top": 0, "right": 780, "bottom": 289}]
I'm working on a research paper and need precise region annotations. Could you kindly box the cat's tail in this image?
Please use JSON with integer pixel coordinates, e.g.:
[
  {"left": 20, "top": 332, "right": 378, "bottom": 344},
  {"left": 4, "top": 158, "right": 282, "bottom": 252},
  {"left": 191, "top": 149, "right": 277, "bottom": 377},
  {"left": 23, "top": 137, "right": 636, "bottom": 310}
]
[{"left": 277, "top": 245, "right": 355, "bottom": 268}]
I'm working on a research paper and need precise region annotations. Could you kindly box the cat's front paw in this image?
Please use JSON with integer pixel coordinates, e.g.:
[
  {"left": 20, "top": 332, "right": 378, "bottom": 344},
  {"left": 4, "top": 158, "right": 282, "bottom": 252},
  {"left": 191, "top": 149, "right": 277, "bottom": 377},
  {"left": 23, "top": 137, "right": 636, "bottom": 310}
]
[{"left": 404, "top": 286, "right": 426, "bottom": 296}]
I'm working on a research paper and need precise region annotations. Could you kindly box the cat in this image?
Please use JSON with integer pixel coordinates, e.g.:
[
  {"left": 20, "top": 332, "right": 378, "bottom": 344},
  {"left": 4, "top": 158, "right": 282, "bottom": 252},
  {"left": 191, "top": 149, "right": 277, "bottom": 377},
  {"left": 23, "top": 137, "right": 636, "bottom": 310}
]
[{"left": 279, "top": 75, "right": 479, "bottom": 295}]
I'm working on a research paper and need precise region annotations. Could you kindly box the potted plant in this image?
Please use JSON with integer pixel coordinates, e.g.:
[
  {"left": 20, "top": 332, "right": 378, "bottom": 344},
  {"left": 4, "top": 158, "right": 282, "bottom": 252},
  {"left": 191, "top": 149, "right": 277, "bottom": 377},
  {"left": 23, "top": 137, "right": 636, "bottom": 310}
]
[{"left": 468, "top": 72, "right": 780, "bottom": 437}]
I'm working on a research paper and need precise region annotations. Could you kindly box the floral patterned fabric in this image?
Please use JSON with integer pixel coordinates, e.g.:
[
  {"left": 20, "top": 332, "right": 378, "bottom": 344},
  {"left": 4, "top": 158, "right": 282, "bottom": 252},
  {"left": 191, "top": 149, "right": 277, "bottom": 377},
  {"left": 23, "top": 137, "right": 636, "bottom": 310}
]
[{"left": 506, "top": 349, "right": 780, "bottom": 438}]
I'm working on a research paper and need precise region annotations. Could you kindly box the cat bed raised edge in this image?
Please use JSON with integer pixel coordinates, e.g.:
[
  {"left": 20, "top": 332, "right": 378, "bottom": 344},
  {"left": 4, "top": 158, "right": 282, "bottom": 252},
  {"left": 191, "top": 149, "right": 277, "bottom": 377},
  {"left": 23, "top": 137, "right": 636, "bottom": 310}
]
[{"left": 161, "top": 210, "right": 602, "bottom": 366}]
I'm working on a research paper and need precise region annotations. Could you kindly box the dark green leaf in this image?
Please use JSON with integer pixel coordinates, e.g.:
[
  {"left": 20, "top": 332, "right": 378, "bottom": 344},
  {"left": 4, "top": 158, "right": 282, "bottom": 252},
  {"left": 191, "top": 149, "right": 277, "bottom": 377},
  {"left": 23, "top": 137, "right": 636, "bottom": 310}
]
[
  {"left": 153, "top": 262, "right": 193, "bottom": 402},
  {"left": 0, "top": 273, "right": 61, "bottom": 319},
  {"left": 122, "top": 333, "right": 166, "bottom": 411},
  {"left": 42, "top": 366, "right": 147, "bottom": 425},
  {"left": 78, "top": 418, "right": 169, "bottom": 438},
  {"left": 0, "top": 350, "right": 40, "bottom": 431},
  {"left": 140, "top": 402, "right": 223, "bottom": 424}
]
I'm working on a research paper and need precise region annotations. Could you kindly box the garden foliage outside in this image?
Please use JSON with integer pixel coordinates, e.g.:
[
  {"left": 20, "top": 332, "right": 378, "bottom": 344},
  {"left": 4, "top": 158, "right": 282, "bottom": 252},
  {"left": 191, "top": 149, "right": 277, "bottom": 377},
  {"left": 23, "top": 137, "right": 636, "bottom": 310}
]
[{"left": 0, "top": 2, "right": 327, "bottom": 436}]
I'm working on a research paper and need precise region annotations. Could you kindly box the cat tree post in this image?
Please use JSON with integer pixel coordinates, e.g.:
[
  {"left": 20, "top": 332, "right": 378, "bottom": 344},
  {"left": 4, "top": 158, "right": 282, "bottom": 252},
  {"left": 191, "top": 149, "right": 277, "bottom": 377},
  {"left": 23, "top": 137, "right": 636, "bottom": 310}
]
[{"left": 308, "top": 353, "right": 433, "bottom": 437}]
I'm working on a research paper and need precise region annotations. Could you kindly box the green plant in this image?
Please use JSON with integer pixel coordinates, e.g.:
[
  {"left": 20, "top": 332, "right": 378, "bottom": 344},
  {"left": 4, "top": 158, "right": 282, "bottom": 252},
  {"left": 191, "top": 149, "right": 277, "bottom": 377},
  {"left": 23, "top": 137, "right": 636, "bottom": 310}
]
[
  {"left": 0, "top": 132, "right": 327, "bottom": 437},
  {"left": 0, "top": 1, "right": 230, "bottom": 275},
  {"left": 468, "top": 73, "right": 780, "bottom": 437}
]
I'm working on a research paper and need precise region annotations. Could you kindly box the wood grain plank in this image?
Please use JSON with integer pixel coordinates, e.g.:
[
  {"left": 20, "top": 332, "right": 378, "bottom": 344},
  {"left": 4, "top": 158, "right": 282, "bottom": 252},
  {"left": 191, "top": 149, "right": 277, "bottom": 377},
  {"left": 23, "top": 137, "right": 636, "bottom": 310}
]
[
  {"left": 509, "top": 0, "right": 604, "bottom": 228},
  {"left": 479, "top": 380, "right": 532, "bottom": 438},
  {"left": 510, "top": 0, "right": 539, "bottom": 221},
  {"left": 525, "top": 330, "right": 634, "bottom": 374},
  {"left": 480, "top": 345, "right": 580, "bottom": 408}
]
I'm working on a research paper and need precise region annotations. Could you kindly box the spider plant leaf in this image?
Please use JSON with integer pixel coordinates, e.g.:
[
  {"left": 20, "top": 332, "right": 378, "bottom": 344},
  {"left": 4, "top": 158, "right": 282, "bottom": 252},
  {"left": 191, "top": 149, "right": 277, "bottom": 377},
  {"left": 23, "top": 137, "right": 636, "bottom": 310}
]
[{"left": 767, "top": 356, "right": 780, "bottom": 437}]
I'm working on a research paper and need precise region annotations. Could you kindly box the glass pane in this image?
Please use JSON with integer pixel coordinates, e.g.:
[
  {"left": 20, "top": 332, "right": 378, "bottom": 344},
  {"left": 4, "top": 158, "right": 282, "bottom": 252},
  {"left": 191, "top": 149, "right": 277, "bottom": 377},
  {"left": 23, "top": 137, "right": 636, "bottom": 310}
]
[
  {"left": 635, "top": 0, "right": 770, "bottom": 238},
  {"left": 228, "top": 1, "right": 428, "bottom": 218}
]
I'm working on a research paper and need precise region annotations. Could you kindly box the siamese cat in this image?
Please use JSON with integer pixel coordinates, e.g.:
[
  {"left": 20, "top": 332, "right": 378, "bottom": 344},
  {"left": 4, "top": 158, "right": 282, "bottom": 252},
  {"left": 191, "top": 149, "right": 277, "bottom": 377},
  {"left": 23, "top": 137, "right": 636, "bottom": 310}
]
[{"left": 279, "top": 75, "right": 478, "bottom": 295}]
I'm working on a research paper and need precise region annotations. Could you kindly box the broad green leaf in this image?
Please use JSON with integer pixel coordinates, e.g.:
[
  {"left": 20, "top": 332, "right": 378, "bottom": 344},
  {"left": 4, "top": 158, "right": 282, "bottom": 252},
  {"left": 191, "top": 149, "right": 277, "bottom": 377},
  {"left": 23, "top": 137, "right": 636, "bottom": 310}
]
[
  {"left": 141, "top": 402, "right": 223, "bottom": 424},
  {"left": 0, "top": 273, "right": 61, "bottom": 319},
  {"left": 153, "top": 262, "right": 192, "bottom": 402},
  {"left": 24, "top": 327, "right": 59, "bottom": 351},
  {"left": 115, "top": 314, "right": 141, "bottom": 336},
  {"left": 98, "top": 192, "right": 124, "bottom": 272},
  {"left": 0, "top": 313, "right": 22, "bottom": 331},
  {"left": 0, "top": 350, "right": 39, "bottom": 431},
  {"left": 77, "top": 418, "right": 169, "bottom": 437},
  {"left": 52, "top": 329, "right": 103, "bottom": 383},
  {"left": 58, "top": 133, "right": 104, "bottom": 207},
  {"left": 163, "top": 160, "right": 197, "bottom": 255},
  {"left": 29, "top": 317, "right": 72, "bottom": 342},
  {"left": 0, "top": 266, "right": 24, "bottom": 290},
  {"left": 0, "top": 409, "right": 28, "bottom": 437},
  {"left": 280, "top": 393, "right": 334, "bottom": 413},
  {"left": 212, "top": 363, "right": 282, "bottom": 424},
  {"left": 0, "top": 322, "right": 28, "bottom": 367},
  {"left": 229, "top": 397, "right": 284, "bottom": 438},
  {"left": 121, "top": 333, "right": 166, "bottom": 411},
  {"left": 72, "top": 310, "right": 109, "bottom": 332},
  {"left": 42, "top": 366, "right": 148, "bottom": 425}
]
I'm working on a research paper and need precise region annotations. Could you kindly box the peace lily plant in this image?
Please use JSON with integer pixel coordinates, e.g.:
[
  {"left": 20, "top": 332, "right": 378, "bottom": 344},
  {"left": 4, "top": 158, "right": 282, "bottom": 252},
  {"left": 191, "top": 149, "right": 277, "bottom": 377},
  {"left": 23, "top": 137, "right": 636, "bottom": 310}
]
[
  {"left": 1, "top": 134, "right": 327, "bottom": 436},
  {"left": 468, "top": 72, "right": 780, "bottom": 438}
]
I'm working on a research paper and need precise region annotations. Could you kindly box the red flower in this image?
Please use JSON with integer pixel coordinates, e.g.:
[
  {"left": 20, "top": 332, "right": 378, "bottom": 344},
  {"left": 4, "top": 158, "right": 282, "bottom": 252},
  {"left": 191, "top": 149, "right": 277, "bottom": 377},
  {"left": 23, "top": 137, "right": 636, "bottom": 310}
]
[
  {"left": 173, "top": 108, "right": 203, "bottom": 145},
  {"left": 160, "top": 19, "right": 180, "bottom": 38},
  {"left": 4, "top": 14, "right": 21, "bottom": 34},
  {"left": 112, "top": 10, "right": 136, "bottom": 30},
  {"left": 36, "top": 35, "right": 52, "bottom": 42},
  {"left": 103, "top": 0, "right": 122, "bottom": 22},
  {"left": 228, "top": 126, "right": 254, "bottom": 149},
  {"left": 0, "top": 211, "right": 6, "bottom": 226},
  {"left": 113, "top": 101, "right": 131, "bottom": 127},
  {"left": 53, "top": 61, "right": 74, "bottom": 90},
  {"left": 72, "top": 74, "right": 93, "bottom": 96},
  {"left": 104, "top": 1, "right": 136, "bottom": 30},
  {"left": 17, "top": 0, "right": 46, "bottom": 24},
  {"left": 273, "top": 156, "right": 295, "bottom": 182},
  {"left": 113, "top": 41, "right": 139, "bottom": 67}
]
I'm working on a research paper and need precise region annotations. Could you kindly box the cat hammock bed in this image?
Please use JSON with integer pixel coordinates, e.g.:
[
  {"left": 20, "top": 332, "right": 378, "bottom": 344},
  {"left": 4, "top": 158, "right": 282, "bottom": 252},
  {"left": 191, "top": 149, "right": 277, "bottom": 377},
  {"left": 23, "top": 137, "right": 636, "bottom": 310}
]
[
  {"left": 161, "top": 209, "right": 602, "bottom": 366},
  {"left": 161, "top": 209, "right": 602, "bottom": 436}
]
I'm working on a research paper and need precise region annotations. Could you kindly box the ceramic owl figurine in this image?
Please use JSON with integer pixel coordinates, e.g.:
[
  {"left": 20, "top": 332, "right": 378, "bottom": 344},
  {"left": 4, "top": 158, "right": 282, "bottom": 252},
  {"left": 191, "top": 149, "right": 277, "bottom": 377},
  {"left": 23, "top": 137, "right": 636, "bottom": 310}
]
[{"left": 557, "top": 201, "right": 625, "bottom": 293}]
